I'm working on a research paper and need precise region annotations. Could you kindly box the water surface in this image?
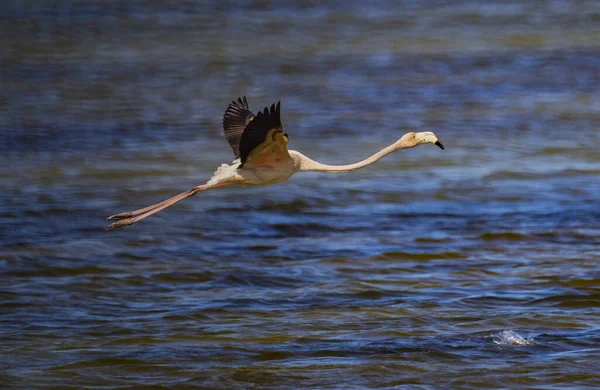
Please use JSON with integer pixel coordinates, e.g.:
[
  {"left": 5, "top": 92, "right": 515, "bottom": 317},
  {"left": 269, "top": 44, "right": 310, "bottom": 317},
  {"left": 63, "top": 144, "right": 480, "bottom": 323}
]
[{"left": 2, "top": 1, "right": 600, "bottom": 388}]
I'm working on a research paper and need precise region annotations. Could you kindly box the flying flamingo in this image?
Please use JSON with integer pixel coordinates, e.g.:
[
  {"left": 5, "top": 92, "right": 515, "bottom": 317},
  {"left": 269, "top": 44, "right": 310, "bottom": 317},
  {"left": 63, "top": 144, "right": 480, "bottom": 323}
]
[{"left": 107, "top": 97, "right": 444, "bottom": 228}]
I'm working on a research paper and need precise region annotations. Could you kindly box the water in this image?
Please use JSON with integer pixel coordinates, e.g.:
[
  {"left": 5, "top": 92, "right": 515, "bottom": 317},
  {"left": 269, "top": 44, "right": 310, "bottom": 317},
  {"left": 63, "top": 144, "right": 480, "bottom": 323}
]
[{"left": 2, "top": 1, "right": 600, "bottom": 388}]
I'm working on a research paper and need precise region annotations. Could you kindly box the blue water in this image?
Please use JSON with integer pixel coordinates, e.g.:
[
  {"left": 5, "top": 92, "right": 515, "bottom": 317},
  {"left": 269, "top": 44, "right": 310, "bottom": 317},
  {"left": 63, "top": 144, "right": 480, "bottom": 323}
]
[{"left": 2, "top": 1, "right": 600, "bottom": 388}]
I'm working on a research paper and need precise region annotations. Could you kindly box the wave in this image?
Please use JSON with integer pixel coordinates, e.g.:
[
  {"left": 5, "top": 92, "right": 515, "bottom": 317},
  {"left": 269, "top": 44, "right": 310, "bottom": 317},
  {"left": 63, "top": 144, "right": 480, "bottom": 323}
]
[{"left": 492, "top": 330, "right": 535, "bottom": 346}]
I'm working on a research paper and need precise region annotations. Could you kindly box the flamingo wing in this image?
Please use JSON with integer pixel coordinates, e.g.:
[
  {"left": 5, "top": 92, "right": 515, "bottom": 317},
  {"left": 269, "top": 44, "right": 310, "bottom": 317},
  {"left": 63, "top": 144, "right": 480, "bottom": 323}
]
[
  {"left": 237, "top": 101, "right": 290, "bottom": 169},
  {"left": 222, "top": 96, "right": 254, "bottom": 157}
]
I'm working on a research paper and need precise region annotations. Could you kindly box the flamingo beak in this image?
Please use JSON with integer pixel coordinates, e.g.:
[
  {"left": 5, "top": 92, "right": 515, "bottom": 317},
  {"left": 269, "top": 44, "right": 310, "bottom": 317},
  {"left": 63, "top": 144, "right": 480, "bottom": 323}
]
[{"left": 435, "top": 140, "right": 445, "bottom": 150}]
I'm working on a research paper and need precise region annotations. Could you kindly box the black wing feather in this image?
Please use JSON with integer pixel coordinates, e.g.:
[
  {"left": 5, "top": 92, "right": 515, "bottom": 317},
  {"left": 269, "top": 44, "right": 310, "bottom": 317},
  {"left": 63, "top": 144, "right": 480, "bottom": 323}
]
[
  {"left": 222, "top": 96, "right": 254, "bottom": 157},
  {"left": 238, "top": 101, "right": 283, "bottom": 167}
]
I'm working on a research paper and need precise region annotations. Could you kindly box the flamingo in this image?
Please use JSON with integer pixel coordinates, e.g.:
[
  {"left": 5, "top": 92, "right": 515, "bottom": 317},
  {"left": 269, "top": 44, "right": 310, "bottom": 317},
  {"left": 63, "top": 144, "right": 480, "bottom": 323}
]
[{"left": 107, "top": 97, "right": 444, "bottom": 228}]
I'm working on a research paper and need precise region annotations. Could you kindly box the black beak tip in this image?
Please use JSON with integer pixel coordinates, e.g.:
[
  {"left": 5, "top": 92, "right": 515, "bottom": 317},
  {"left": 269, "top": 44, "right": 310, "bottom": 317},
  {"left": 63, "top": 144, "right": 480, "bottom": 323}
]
[{"left": 435, "top": 141, "right": 445, "bottom": 150}]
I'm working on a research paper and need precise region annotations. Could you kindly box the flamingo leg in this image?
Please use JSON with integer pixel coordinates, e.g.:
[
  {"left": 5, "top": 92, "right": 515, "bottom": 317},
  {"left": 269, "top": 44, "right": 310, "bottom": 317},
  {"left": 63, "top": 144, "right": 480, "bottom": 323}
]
[
  {"left": 108, "top": 188, "right": 200, "bottom": 220},
  {"left": 107, "top": 181, "right": 233, "bottom": 228}
]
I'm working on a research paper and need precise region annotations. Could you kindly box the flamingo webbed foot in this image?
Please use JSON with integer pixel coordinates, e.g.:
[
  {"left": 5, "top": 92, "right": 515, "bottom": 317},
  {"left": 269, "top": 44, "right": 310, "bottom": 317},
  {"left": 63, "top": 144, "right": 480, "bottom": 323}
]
[
  {"left": 107, "top": 218, "right": 136, "bottom": 229},
  {"left": 107, "top": 212, "right": 133, "bottom": 220}
]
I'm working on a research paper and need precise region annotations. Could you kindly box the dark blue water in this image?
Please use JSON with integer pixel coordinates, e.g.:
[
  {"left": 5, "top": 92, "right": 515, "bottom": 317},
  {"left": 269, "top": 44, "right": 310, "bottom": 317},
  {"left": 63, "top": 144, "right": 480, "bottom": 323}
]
[{"left": 2, "top": 1, "right": 600, "bottom": 388}]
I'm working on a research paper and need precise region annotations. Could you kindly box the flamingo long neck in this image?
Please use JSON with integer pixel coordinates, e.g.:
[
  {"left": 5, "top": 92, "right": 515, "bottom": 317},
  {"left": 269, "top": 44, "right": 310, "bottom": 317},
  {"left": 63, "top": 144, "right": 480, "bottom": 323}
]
[{"left": 292, "top": 141, "right": 408, "bottom": 174}]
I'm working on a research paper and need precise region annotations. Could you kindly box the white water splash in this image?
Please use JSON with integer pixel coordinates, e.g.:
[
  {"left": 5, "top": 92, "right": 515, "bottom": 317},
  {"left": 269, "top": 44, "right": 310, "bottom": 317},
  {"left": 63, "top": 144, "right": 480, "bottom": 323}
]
[{"left": 492, "top": 330, "right": 536, "bottom": 346}]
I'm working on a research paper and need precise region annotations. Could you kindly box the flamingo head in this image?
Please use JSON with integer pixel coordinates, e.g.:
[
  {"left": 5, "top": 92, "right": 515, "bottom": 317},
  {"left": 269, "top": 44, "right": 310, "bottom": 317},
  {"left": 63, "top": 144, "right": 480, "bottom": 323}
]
[{"left": 398, "top": 131, "right": 444, "bottom": 150}]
